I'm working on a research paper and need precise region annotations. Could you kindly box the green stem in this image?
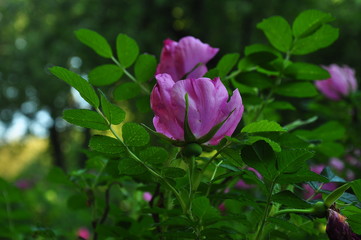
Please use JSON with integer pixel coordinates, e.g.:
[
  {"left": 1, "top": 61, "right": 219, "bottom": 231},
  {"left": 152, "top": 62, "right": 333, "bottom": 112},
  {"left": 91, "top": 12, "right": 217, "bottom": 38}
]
[
  {"left": 201, "top": 141, "right": 231, "bottom": 174},
  {"left": 206, "top": 160, "right": 223, "bottom": 196},
  {"left": 111, "top": 56, "right": 150, "bottom": 94},
  {"left": 255, "top": 181, "right": 276, "bottom": 240},
  {"left": 95, "top": 108, "right": 187, "bottom": 213},
  {"left": 2, "top": 191, "right": 15, "bottom": 239},
  {"left": 272, "top": 208, "right": 314, "bottom": 217}
]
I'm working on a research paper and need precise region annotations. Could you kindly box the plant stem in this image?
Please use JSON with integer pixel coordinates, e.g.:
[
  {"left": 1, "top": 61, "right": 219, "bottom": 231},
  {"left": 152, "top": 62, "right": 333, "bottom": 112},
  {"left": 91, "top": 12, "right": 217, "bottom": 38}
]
[
  {"left": 255, "top": 180, "right": 276, "bottom": 240},
  {"left": 272, "top": 208, "right": 313, "bottom": 217},
  {"left": 111, "top": 56, "right": 150, "bottom": 94},
  {"left": 2, "top": 191, "right": 15, "bottom": 239},
  {"left": 95, "top": 108, "right": 187, "bottom": 213}
]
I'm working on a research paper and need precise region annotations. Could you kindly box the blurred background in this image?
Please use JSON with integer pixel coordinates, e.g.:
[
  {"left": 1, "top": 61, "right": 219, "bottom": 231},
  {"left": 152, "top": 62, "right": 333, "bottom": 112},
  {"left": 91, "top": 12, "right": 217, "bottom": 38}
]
[{"left": 0, "top": 0, "right": 360, "bottom": 237}]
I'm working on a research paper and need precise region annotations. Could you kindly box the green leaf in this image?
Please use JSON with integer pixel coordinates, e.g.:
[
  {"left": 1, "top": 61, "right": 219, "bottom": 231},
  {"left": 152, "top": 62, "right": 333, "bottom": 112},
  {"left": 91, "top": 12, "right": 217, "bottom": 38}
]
[
  {"left": 162, "top": 167, "right": 186, "bottom": 178},
  {"left": 192, "top": 197, "right": 220, "bottom": 224},
  {"left": 236, "top": 72, "right": 273, "bottom": 90},
  {"left": 272, "top": 190, "right": 311, "bottom": 208},
  {"left": 241, "top": 140, "right": 277, "bottom": 180},
  {"left": 113, "top": 82, "right": 141, "bottom": 100},
  {"left": 116, "top": 34, "right": 139, "bottom": 68},
  {"left": 204, "top": 68, "right": 219, "bottom": 79},
  {"left": 284, "top": 62, "right": 330, "bottom": 80},
  {"left": 50, "top": 66, "right": 99, "bottom": 107},
  {"left": 139, "top": 147, "right": 168, "bottom": 164},
  {"left": 276, "top": 149, "right": 314, "bottom": 174},
  {"left": 245, "top": 43, "right": 281, "bottom": 57},
  {"left": 74, "top": 29, "right": 113, "bottom": 58},
  {"left": 274, "top": 82, "right": 318, "bottom": 98},
  {"left": 317, "top": 142, "right": 344, "bottom": 157},
  {"left": 63, "top": 109, "right": 108, "bottom": 130},
  {"left": 67, "top": 193, "right": 87, "bottom": 210},
  {"left": 257, "top": 16, "right": 292, "bottom": 52},
  {"left": 88, "top": 64, "right": 123, "bottom": 86},
  {"left": 291, "top": 24, "right": 339, "bottom": 55},
  {"left": 324, "top": 182, "right": 352, "bottom": 207},
  {"left": 283, "top": 116, "right": 318, "bottom": 131},
  {"left": 246, "top": 136, "right": 281, "bottom": 152},
  {"left": 294, "top": 121, "right": 345, "bottom": 142},
  {"left": 216, "top": 53, "right": 240, "bottom": 78},
  {"left": 352, "top": 179, "right": 361, "bottom": 202},
  {"left": 268, "top": 101, "right": 295, "bottom": 110},
  {"left": 276, "top": 167, "right": 328, "bottom": 184},
  {"left": 89, "top": 135, "right": 125, "bottom": 154},
  {"left": 135, "top": 54, "right": 157, "bottom": 82},
  {"left": 347, "top": 214, "right": 361, "bottom": 234},
  {"left": 321, "top": 167, "right": 346, "bottom": 183},
  {"left": 292, "top": 9, "right": 334, "bottom": 38},
  {"left": 118, "top": 158, "right": 146, "bottom": 175},
  {"left": 122, "top": 122, "right": 150, "bottom": 147},
  {"left": 241, "top": 120, "right": 285, "bottom": 133},
  {"left": 100, "top": 92, "right": 126, "bottom": 124},
  {"left": 46, "top": 167, "right": 74, "bottom": 187}
]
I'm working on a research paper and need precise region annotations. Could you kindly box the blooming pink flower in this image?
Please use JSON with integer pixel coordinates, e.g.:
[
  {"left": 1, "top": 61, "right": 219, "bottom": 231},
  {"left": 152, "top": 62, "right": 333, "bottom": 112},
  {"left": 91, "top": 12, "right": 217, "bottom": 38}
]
[
  {"left": 315, "top": 64, "right": 357, "bottom": 100},
  {"left": 235, "top": 167, "right": 262, "bottom": 189},
  {"left": 143, "top": 192, "right": 152, "bottom": 202},
  {"left": 303, "top": 165, "right": 337, "bottom": 200},
  {"left": 151, "top": 74, "right": 243, "bottom": 145},
  {"left": 156, "top": 36, "right": 219, "bottom": 81},
  {"left": 77, "top": 227, "right": 90, "bottom": 240}
]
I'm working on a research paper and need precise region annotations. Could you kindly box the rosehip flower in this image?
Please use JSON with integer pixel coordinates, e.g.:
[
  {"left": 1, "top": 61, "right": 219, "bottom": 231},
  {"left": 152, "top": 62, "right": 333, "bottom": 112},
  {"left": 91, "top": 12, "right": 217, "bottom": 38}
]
[
  {"left": 76, "top": 227, "right": 90, "bottom": 240},
  {"left": 315, "top": 64, "right": 358, "bottom": 100},
  {"left": 150, "top": 74, "right": 243, "bottom": 145},
  {"left": 156, "top": 36, "right": 219, "bottom": 81},
  {"left": 326, "top": 209, "right": 361, "bottom": 240},
  {"left": 303, "top": 165, "right": 337, "bottom": 200},
  {"left": 143, "top": 192, "right": 152, "bottom": 202}
]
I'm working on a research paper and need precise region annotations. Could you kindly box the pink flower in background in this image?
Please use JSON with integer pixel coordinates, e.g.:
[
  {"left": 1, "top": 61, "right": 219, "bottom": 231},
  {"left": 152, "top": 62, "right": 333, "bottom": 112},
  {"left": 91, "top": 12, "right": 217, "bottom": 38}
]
[
  {"left": 235, "top": 167, "right": 263, "bottom": 189},
  {"left": 14, "top": 179, "right": 33, "bottom": 190},
  {"left": 143, "top": 192, "right": 153, "bottom": 202},
  {"left": 151, "top": 74, "right": 244, "bottom": 145},
  {"left": 329, "top": 158, "right": 345, "bottom": 172},
  {"left": 303, "top": 165, "right": 337, "bottom": 200},
  {"left": 156, "top": 36, "right": 219, "bottom": 81},
  {"left": 315, "top": 64, "right": 357, "bottom": 100},
  {"left": 77, "top": 227, "right": 90, "bottom": 240}
]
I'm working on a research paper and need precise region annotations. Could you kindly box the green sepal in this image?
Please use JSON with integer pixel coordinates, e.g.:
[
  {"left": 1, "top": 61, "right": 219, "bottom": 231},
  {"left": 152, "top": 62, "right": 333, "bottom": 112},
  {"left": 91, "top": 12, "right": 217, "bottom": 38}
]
[
  {"left": 183, "top": 93, "right": 197, "bottom": 143},
  {"left": 324, "top": 182, "right": 352, "bottom": 208},
  {"left": 141, "top": 123, "right": 185, "bottom": 147}
]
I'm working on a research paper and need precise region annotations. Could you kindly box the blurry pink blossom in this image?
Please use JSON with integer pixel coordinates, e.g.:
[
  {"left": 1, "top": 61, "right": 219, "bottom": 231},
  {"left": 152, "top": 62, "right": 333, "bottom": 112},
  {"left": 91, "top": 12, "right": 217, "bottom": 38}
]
[
  {"left": 77, "top": 227, "right": 90, "bottom": 240},
  {"left": 14, "top": 179, "right": 32, "bottom": 190},
  {"left": 218, "top": 203, "right": 226, "bottom": 213},
  {"left": 329, "top": 158, "right": 344, "bottom": 172},
  {"left": 156, "top": 36, "right": 219, "bottom": 81},
  {"left": 315, "top": 64, "right": 357, "bottom": 100},
  {"left": 143, "top": 192, "right": 152, "bottom": 202}
]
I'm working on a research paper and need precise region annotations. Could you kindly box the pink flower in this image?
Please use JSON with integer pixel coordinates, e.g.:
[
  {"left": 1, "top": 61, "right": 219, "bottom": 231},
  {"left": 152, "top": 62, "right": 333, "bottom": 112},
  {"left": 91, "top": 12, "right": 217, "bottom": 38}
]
[
  {"left": 14, "top": 179, "right": 32, "bottom": 190},
  {"left": 76, "top": 227, "right": 90, "bottom": 240},
  {"left": 235, "top": 167, "right": 263, "bottom": 189},
  {"left": 151, "top": 74, "right": 243, "bottom": 145},
  {"left": 329, "top": 158, "right": 345, "bottom": 172},
  {"left": 315, "top": 64, "right": 357, "bottom": 100},
  {"left": 156, "top": 36, "right": 219, "bottom": 81},
  {"left": 143, "top": 192, "right": 152, "bottom": 202},
  {"left": 303, "top": 165, "right": 337, "bottom": 200}
]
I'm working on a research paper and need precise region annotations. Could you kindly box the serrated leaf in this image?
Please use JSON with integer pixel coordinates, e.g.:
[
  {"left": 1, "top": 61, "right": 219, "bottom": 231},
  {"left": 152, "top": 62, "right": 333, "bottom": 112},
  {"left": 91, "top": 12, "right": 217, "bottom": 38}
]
[
  {"left": 292, "top": 9, "right": 334, "bottom": 38},
  {"left": 139, "top": 147, "right": 168, "bottom": 164},
  {"left": 89, "top": 135, "right": 125, "bottom": 154},
  {"left": 284, "top": 62, "right": 330, "bottom": 80},
  {"left": 116, "top": 34, "right": 139, "bottom": 68},
  {"left": 162, "top": 167, "right": 186, "bottom": 178},
  {"left": 241, "top": 140, "right": 277, "bottom": 180},
  {"left": 246, "top": 136, "right": 281, "bottom": 152},
  {"left": 283, "top": 116, "right": 318, "bottom": 131},
  {"left": 352, "top": 179, "right": 361, "bottom": 202},
  {"left": 118, "top": 158, "right": 146, "bottom": 175},
  {"left": 257, "top": 16, "right": 292, "bottom": 52},
  {"left": 74, "top": 29, "right": 113, "bottom": 58},
  {"left": 88, "top": 64, "right": 123, "bottom": 86},
  {"left": 321, "top": 167, "right": 346, "bottom": 183},
  {"left": 63, "top": 109, "right": 108, "bottom": 130},
  {"left": 100, "top": 92, "right": 126, "bottom": 124},
  {"left": 192, "top": 197, "right": 220, "bottom": 224},
  {"left": 291, "top": 24, "right": 339, "bottom": 55},
  {"left": 347, "top": 214, "right": 361, "bottom": 234},
  {"left": 272, "top": 190, "right": 311, "bottom": 208},
  {"left": 135, "top": 54, "right": 157, "bottom": 83},
  {"left": 276, "top": 149, "right": 314, "bottom": 174},
  {"left": 216, "top": 53, "right": 240, "bottom": 78},
  {"left": 50, "top": 67, "right": 99, "bottom": 107},
  {"left": 274, "top": 82, "right": 318, "bottom": 98},
  {"left": 276, "top": 167, "right": 328, "bottom": 184},
  {"left": 241, "top": 120, "right": 285, "bottom": 133},
  {"left": 113, "top": 82, "right": 141, "bottom": 101},
  {"left": 122, "top": 122, "right": 150, "bottom": 147}
]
